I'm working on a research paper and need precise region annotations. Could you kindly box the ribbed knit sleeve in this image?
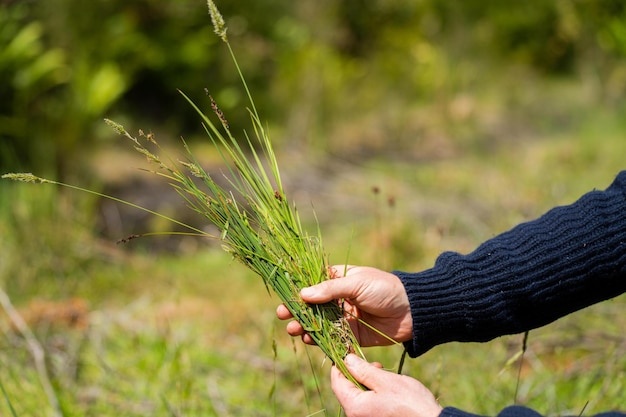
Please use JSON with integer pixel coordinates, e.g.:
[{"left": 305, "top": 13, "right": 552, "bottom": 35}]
[{"left": 394, "top": 171, "right": 626, "bottom": 358}]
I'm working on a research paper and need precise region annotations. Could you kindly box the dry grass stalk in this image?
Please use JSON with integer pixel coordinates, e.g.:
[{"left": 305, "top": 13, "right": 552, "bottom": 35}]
[{"left": 0, "top": 288, "right": 63, "bottom": 417}]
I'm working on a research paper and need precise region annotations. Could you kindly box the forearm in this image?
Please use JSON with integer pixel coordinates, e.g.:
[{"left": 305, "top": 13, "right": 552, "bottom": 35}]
[{"left": 395, "top": 171, "right": 626, "bottom": 357}]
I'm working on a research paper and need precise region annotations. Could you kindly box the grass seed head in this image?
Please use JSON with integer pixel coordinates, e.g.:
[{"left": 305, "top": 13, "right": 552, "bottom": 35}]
[
  {"left": 1, "top": 173, "right": 49, "bottom": 184},
  {"left": 104, "top": 118, "right": 127, "bottom": 136},
  {"left": 209, "top": 94, "right": 230, "bottom": 129},
  {"left": 179, "top": 161, "right": 203, "bottom": 178},
  {"left": 207, "top": 0, "right": 228, "bottom": 43}
]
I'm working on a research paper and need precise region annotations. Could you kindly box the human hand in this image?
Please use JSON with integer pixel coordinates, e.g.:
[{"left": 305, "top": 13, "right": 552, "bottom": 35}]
[
  {"left": 331, "top": 354, "right": 442, "bottom": 417},
  {"left": 276, "top": 265, "right": 413, "bottom": 347}
]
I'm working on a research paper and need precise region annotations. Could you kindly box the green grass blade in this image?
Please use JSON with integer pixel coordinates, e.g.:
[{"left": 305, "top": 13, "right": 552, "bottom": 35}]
[{"left": 0, "top": 379, "right": 18, "bottom": 417}]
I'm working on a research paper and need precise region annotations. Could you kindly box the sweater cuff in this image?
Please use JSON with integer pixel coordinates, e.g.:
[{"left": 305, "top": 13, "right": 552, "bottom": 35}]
[
  {"left": 440, "top": 407, "right": 486, "bottom": 417},
  {"left": 441, "top": 406, "right": 545, "bottom": 417},
  {"left": 394, "top": 263, "right": 472, "bottom": 357}
]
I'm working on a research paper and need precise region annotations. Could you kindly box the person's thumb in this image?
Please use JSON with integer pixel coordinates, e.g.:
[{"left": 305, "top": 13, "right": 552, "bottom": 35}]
[
  {"left": 344, "top": 354, "right": 386, "bottom": 391},
  {"left": 300, "top": 278, "right": 362, "bottom": 304}
]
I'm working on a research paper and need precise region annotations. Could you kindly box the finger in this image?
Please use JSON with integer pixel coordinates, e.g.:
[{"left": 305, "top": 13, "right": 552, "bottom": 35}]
[
  {"left": 275, "top": 304, "right": 293, "bottom": 320},
  {"left": 285, "top": 320, "right": 305, "bottom": 336},
  {"left": 301, "top": 333, "right": 316, "bottom": 345},
  {"left": 330, "top": 364, "right": 364, "bottom": 405},
  {"left": 284, "top": 320, "right": 317, "bottom": 345},
  {"left": 300, "top": 276, "right": 364, "bottom": 304},
  {"left": 343, "top": 354, "right": 387, "bottom": 391}
]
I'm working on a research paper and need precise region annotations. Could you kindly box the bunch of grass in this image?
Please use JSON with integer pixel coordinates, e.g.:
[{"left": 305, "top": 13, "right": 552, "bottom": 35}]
[
  {"left": 3, "top": 0, "right": 367, "bottom": 390},
  {"left": 104, "top": 100, "right": 366, "bottom": 387}
]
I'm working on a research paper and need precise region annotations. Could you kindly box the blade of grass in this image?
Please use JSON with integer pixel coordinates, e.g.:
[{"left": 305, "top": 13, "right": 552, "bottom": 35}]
[
  {"left": 0, "top": 378, "right": 18, "bottom": 417},
  {"left": 1, "top": 173, "right": 207, "bottom": 238}
]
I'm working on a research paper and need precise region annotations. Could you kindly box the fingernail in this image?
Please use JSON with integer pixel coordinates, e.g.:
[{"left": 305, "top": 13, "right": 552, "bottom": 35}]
[
  {"left": 300, "top": 287, "right": 314, "bottom": 298},
  {"left": 345, "top": 354, "right": 360, "bottom": 368}
]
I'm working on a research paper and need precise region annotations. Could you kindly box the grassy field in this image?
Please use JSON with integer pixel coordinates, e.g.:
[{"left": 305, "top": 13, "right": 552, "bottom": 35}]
[{"left": 2, "top": 84, "right": 626, "bottom": 416}]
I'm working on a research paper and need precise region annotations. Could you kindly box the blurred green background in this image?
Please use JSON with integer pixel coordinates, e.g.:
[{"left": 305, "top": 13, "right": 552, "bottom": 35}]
[{"left": 1, "top": 0, "right": 625, "bottom": 415}]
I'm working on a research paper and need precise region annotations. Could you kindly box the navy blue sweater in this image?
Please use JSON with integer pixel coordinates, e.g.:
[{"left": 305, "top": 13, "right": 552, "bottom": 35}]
[{"left": 393, "top": 171, "right": 626, "bottom": 417}]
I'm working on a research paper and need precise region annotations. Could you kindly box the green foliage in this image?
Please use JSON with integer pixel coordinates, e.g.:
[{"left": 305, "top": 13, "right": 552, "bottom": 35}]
[
  {"left": 0, "top": 0, "right": 221, "bottom": 179},
  {"left": 3, "top": 0, "right": 626, "bottom": 178},
  {"left": 0, "top": 3, "right": 68, "bottom": 175}
]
